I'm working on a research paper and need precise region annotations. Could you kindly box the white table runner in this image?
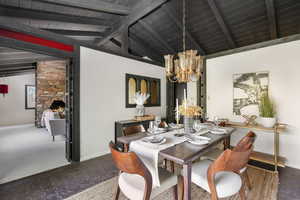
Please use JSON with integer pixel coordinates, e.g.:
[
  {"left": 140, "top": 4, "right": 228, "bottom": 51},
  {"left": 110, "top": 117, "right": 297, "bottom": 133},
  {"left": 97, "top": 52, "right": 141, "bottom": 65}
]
[{"left": 130, "top": 130, "right": 188, "bottom": 187}]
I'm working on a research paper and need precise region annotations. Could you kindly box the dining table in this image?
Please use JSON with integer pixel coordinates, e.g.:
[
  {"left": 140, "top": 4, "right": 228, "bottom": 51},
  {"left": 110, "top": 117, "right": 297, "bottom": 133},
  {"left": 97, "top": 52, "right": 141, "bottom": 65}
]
[{"left": 117, "top": 126, "right": 236, "bottom": 200}]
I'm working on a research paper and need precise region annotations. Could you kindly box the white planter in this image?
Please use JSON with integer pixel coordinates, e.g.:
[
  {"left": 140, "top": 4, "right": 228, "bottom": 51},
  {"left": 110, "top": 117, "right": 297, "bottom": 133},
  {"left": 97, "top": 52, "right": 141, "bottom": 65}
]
[{"left": 260, "top": 117, "right": 276, "bottom": 128}]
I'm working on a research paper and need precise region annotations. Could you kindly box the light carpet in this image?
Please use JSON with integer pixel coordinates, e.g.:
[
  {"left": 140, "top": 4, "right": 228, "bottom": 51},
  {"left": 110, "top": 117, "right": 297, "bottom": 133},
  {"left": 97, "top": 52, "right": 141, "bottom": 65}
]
[{"left": 66, "top": 167, "right": 278, "bottom": 200}]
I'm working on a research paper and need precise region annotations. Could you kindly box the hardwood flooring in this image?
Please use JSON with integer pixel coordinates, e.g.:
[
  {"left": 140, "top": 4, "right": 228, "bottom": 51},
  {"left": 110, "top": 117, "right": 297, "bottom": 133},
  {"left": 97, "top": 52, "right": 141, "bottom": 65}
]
[{"left": 0, "top": 154, "right": 299, "bottom": 200}]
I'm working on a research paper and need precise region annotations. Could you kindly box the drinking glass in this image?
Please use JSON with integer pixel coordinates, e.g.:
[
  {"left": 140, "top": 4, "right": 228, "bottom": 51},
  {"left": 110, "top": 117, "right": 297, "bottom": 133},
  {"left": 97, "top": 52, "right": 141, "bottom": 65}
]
[
  {"left": 193, "top": 120, "right": 202, "bottom": 132},
  {"left": 154, "top": 116, "right": 161, "bottom": 130},
  {"left": 213, "top": 116, "right": 219, "bottom": 127},
  {"left": 149, "top": 121, "right": 154, "bottom": 133}
]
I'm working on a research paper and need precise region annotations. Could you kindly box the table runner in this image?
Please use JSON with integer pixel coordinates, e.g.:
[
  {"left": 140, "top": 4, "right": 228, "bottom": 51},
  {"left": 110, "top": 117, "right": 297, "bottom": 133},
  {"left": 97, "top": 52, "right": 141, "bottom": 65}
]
[{"left": 130, "top": 129, "right": 188, "bottom": 187}]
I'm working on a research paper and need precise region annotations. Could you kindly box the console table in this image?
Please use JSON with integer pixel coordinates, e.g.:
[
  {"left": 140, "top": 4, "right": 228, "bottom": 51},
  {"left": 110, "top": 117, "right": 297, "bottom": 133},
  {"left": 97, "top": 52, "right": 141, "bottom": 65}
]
[{"left": 226, "top": 122, "right": 287, "bottom": 173}]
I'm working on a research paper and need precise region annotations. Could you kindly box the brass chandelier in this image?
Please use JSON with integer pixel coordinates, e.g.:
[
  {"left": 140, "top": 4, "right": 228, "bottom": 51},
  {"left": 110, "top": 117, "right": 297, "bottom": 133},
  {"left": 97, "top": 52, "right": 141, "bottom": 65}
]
[{"left": 164, "top": 0, "right": 204, "bottom": 83}]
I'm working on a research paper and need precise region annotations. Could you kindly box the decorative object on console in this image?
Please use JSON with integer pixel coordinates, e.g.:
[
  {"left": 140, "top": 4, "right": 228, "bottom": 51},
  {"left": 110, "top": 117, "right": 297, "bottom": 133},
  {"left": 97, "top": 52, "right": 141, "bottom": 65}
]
[
  {"left": 133, "top": 92, "right": 150, "bottom": 117},
  {"left": 164, "top": 0, "right": 204, "bottom": 83},
  {"left": 259, "top": 92, "right": 276, "bottom": 128},
  {"left": 0, "top": 84, "right": 8, "bottom": 97},
  {"left": 233, "top": 72, "right": 269, "bottom": 115},
  {"left": 242, "top": 115, "right": 258, "bottom": 126},
  {"left": 178, "top": 89, "right": 202, "bottom": 133},
  {"left": 134, "top": 115, "right": 155, "bottom": 121}
]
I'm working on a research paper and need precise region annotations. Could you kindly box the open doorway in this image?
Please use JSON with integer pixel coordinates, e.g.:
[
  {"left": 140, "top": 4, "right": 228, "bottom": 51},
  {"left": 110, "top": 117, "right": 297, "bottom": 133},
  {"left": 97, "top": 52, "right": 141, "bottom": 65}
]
[{"left": 0, "top": 47, "right": 71, "bottom": 184}]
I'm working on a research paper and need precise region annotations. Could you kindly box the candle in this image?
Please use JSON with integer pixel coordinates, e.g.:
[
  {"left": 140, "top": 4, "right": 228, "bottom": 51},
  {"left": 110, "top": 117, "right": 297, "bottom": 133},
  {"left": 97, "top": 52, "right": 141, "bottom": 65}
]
[
  {"left": 176, "top": 98, "right": 179, "bottom": 123},
  {"left": 184, "top": 89, "right": 187, "bottom": 114}
]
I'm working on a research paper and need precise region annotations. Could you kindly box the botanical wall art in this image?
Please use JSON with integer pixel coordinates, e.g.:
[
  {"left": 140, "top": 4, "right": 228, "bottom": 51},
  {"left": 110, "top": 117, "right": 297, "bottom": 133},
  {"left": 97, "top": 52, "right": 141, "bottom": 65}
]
[{"left": 233, "top": 72, "right": 269, "bottom": 115}]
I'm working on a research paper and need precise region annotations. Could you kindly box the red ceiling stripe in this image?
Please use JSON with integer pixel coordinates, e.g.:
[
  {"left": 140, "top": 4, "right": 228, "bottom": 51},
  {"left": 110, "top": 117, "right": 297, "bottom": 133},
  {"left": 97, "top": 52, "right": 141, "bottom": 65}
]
[{"left": 0, "top": 29, "right": 74, "bottom": 52}]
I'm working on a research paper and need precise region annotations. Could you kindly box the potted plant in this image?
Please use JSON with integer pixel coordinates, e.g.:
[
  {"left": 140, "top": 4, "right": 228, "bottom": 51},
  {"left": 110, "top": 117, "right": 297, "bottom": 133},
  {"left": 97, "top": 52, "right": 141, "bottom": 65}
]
[{"left": 259, "top": 92, "right": 276, "bottom": 128}]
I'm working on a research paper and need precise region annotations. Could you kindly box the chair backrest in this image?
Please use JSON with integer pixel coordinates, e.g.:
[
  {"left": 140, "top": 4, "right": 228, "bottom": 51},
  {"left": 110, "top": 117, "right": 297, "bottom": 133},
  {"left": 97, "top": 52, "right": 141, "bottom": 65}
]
[
  {"left": 109, "top": 141, "right": 152, "bottom": 200},
  {"left": 207, "top": 147, "right": 253, "bottom": 199},
  {"left": 233, "top": 131, "right": 257, "bottom": 152},
  {"left": 49, "top": 119, "right": 66, "bottom": 136},
  {"left": 122, "top": 125, "right": 145, "bottom": 136},
  {"left": 159, "top": 121, "right": 168, "bottom": 128}
]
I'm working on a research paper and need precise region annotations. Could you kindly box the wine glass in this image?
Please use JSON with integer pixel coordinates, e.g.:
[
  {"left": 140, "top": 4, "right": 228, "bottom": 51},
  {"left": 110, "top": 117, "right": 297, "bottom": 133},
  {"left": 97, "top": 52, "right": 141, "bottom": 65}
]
[
  {"left": 193, "top": 120, "right": 202, "bottom": 133},
  {"left": 213, "top": 116, "right": 219, "bottom": 127},
  {"left": 154, "top": 116, "right": 161, "bottom": 130}
]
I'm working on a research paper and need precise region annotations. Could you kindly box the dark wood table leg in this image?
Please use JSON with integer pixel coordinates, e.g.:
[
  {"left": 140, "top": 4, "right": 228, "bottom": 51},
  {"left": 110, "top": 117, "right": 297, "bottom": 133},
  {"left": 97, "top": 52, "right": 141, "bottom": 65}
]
[
  {"left": 223, "top": 135, "right": 231, "bottom": 150},
  {"left": 182, "top": 163, "right": 192, "bottom": 200}
]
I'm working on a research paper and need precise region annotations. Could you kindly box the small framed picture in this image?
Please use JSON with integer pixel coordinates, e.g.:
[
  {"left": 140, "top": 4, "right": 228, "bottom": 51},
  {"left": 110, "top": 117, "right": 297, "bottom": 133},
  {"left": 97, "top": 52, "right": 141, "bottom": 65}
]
[{"left": 25, "top": 85, "right": 36, "bottom": 109}]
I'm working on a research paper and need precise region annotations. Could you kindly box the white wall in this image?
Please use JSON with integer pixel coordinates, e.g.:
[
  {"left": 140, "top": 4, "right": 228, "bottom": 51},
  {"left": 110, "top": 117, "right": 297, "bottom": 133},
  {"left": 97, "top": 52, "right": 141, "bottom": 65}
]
[
  {"left": 80, "top": 47, "right": 166, "bottom": 160},
  {"left": 0, "top": 74, "right": 35, "bottom": 126},
  {"left": 207, "top": 40, "right": 300, "bottom": 169}
]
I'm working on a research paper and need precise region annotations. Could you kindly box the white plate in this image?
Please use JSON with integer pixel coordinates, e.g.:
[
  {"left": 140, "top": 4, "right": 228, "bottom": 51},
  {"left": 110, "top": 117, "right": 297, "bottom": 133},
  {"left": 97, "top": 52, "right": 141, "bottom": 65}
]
[
  {"left": 193, "top": 135, "right": 211, "bottom": 141},
  {"left": 142, "top": 136, "right": 166, "bottom": 145},
  {"left": 195, "top": 129, "right": 209, "bottom": 135},
  {"left": 187, "top": 139, "right": 209, "bottom": 146}
]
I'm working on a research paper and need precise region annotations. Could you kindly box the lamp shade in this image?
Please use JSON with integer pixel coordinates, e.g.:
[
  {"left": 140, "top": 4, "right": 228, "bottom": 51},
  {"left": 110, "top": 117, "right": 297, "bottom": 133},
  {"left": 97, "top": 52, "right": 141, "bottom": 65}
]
[{"left": 0, "top": 84, "right": 8, "bottom": 94}]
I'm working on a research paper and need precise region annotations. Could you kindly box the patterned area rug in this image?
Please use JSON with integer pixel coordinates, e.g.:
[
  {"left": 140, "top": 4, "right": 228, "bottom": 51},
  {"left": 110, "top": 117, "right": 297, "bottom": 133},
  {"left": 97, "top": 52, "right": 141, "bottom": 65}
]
[{"left": 66, "top": 167, "right": 278, "bottom": 200}]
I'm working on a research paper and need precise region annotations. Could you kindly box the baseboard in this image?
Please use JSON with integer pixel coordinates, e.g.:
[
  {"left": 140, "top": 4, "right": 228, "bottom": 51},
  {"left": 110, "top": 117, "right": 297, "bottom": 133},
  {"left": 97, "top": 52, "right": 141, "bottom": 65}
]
[{"left": 80, "top": 150, "right": 111, "bottom": 162}]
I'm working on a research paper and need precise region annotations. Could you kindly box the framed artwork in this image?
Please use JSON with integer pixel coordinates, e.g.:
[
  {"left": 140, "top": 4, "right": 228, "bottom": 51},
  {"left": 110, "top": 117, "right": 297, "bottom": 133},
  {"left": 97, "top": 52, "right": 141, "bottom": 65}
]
[
  {"left": 25, "top": 85, "right": 36, "bottom": 109},
  {"left": 233, "top": 72, "right": 269, "bottom": 115},
  {"left": 125, "top": 73, "right": 161, "bottom": 108}
]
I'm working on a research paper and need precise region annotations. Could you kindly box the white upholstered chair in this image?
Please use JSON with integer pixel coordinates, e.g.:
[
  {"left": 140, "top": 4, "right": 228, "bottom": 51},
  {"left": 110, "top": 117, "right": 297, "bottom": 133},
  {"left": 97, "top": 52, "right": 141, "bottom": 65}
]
[{"left": 110, "top": 142, "right": 179, "bottom": 200}]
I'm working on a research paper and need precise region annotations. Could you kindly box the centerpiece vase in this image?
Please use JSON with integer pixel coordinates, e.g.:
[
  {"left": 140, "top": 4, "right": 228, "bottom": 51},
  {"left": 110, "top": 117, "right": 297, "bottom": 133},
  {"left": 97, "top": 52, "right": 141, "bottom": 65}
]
[
  {"left": 184, "top": 116, "right": 195, "bottom": 134},
  {"left": 136, "top": 104, "right": 145, "bottom": 117}
]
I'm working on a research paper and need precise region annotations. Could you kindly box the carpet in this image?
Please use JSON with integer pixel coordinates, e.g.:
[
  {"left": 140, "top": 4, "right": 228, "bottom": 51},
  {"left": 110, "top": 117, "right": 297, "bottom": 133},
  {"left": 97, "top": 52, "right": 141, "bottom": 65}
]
[{"left": 66, "top": 167, "right": 278, "bottom": 200}]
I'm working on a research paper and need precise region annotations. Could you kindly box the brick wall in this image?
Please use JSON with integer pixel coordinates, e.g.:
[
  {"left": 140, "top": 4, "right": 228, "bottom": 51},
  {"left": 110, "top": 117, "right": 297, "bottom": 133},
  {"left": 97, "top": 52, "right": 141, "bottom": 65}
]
[{"left": 36, "top": 60, "right": 66, "bottom": 127}]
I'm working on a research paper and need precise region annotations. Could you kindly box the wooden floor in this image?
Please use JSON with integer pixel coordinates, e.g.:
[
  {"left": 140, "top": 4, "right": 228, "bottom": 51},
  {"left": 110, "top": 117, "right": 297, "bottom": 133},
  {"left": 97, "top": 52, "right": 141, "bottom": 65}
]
[{"left": 0, "top": 154, "right": 299, "bottom": 200}]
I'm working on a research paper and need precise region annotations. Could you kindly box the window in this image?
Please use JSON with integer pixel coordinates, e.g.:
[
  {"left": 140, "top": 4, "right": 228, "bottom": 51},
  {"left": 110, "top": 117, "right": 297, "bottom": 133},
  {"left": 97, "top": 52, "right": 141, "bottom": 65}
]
[{"left": 126, "top": 74, "right": 161, "bottom": 108}]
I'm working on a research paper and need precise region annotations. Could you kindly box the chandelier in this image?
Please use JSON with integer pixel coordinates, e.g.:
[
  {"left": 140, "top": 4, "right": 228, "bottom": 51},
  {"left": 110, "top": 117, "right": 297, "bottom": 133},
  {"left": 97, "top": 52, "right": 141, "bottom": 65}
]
[{"left": 164, "top": 0, "right": 204, "bottom": 83}]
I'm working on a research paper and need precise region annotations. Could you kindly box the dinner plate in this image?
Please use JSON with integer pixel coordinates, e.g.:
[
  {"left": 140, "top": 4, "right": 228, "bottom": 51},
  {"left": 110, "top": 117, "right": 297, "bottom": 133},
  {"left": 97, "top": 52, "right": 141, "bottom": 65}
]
[
  {"left": 210, "top": 128, "right": 227, "bottom": 135},
  {"left": 142, "top": 136, "right": 166, "bottom": 145},
  {"left": 195, "top": 129, "right": 209, "bottom": 135},
  {"left": 193, "top": 135, "right": 211, "bottom": 141},
  {"left": 187, "top": 139, "right": 209, "bottom": 146}
]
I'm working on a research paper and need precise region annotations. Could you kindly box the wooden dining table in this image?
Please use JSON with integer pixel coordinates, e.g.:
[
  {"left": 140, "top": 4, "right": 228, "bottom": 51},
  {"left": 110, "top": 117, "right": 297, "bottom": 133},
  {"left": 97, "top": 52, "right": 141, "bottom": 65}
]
[{"left": 117, "top": 127, "right": 236, "bottom": 200}]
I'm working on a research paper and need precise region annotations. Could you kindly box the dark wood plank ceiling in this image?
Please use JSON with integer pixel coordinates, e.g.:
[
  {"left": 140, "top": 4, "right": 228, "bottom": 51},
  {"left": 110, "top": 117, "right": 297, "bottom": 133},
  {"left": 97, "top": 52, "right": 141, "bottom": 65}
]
[{"left": 0, "top": 0, "right": 299, "bottom": 64}]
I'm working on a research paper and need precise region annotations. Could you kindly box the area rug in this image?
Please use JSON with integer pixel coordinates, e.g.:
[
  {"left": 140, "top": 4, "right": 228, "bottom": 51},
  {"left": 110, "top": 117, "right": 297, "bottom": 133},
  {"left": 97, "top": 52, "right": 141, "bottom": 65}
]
[{"left": 66, "top": 167, "right": 278, "bottom": 200}]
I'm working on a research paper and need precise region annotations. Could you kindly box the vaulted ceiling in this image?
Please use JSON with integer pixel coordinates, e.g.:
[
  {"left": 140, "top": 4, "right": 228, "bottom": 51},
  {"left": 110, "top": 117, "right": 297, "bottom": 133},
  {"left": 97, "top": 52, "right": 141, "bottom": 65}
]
[{"left": 0, "top": 0, "right": 299, "bottom": 64}]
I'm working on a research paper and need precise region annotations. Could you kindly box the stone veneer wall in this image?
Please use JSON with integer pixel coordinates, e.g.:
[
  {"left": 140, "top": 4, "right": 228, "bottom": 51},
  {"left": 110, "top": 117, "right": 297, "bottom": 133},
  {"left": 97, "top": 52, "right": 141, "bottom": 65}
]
[{"left": 36, "top": 60, "right": 66, "bottom": 127}]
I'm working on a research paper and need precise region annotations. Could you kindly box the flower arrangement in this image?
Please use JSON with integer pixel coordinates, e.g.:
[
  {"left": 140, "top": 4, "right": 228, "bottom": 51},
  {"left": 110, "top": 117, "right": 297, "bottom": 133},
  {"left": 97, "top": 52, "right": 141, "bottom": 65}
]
[
  {"left": 178, "top": 100, "right": 202, "bottom": 117},
  {"left": 133, "top": 92, "right": 150, "bottom": 105}
]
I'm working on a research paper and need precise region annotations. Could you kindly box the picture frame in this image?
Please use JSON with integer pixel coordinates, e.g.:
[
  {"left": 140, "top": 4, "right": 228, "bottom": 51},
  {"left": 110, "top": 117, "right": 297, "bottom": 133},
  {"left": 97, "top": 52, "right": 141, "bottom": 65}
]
[{"left": 25, "top": 85, "right": 36, "bottom": 109}]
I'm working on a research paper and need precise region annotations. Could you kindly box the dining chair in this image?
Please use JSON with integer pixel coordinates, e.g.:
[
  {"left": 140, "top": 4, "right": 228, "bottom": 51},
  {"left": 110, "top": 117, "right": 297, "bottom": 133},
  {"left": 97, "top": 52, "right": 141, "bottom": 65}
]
[
  {"left": 109, "top": 141, "right": 180, "bottom": 200},
  {"left": 122, "top": 125, "right": 146, "bottom": 152},
  {"left": 201, "top": 131, "right": 257, "bottom": 190},
  {"left": 123, "top": 125, "right": 146, "bottom": 136},
  {"left": 188, "top": 147, "right": 253, "bottom": 200}
]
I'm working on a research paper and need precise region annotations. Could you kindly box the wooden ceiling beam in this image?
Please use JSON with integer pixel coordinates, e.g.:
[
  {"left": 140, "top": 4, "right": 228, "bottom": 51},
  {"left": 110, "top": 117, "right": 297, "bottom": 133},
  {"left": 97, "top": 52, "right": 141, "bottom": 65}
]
[
  {"left": 206, "top": 0, "right": 236, "bottom": 48},
  {"left": 265, "top": 0, "right": 278, "bottom": 39},
  {"left": 0, "top": 5, "right": 111, "bottom": 26},
  {"left": 0, "top": 16, "right": 109, "bottom": 32},
  {"left": 36, "top": 0, "right": 131, "bottom": 15},
  {"left": 42, "top": 29, "right": 106, "bottom": 37},
  {"left": 97, "top": 0, "right": 169, "bottom": 46},
  {"left": 139, "top": 20, "right": 175, "bottom": 54},
  {"left": 161, "top": 6, "right": 206, "bottom": 55}
]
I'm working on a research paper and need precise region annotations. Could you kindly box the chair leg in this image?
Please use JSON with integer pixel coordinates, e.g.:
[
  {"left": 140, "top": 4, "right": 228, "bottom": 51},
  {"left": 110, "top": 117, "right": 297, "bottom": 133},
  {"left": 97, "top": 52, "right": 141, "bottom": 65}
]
[
  {"left": 239, "top": 184, "right": 246, "bottom": 200},
  {"left": 114, "top": 185, "right": 120, "bottom": 200},
  {"left": 170, "top": 161, "right": 175, "bottom": 173},
  {"left": 244, "top": 170, "right": 252, "bottom": 190},
  {"left": 173, "top": 185, "right": 178, "bottom": 200},
  {"left": 177, "top": 175, "right": 184, "bottom": 200}
]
